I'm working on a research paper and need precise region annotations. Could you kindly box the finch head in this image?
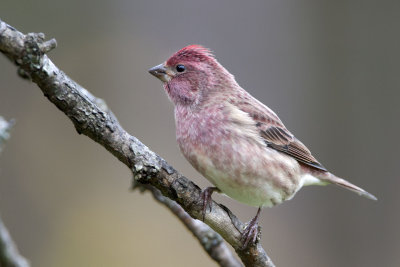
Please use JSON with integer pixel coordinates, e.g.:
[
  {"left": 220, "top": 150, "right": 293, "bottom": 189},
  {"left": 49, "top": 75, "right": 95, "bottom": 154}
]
[{"left": 149, "top": 45, "right": 235, "bottom": 106}]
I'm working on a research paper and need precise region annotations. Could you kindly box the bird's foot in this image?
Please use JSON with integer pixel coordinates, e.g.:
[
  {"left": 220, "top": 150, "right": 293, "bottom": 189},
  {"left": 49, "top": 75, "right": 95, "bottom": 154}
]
[
  {"left": 200, "top": 187, "right": 220, "bottom": 221},
  {"left": 241, "top": 207, "right": 262, "bottom": 249}
]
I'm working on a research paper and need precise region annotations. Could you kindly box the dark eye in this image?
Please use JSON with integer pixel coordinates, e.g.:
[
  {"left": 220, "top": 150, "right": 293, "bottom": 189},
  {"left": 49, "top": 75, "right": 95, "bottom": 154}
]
[{"left": 176, "top": 64, "right": 186, "bottom": 72}]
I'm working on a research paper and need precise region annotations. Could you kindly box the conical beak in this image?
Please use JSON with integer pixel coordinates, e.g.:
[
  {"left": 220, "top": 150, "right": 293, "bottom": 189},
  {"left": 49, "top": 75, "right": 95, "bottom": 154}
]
[{"left": 148, "top": 63, "right": 170, "bottom": 82}]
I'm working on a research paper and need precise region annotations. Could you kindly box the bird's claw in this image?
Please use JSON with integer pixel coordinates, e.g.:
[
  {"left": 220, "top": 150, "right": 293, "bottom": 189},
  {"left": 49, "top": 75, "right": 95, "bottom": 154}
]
[
  {"left": 200, "top": 187, "right": 219, "bottom": 221},
  {"left": 240, "top": 207, "right": 262, "bottom": 249},
  {"left": 241, "top": 218, "right": 259, "bottom": 249}
]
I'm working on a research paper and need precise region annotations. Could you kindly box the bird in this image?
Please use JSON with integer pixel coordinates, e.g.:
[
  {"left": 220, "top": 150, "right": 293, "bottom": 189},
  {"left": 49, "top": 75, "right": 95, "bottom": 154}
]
[{"left": 148, "top": 45, "right": 377, "bottom": 248}]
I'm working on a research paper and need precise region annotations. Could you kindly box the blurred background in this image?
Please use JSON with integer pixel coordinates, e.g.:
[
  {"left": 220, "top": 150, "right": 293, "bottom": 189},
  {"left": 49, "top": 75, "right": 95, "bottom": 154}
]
[{"left": 0, "top": 0, "right": 399, "bottom": 266}]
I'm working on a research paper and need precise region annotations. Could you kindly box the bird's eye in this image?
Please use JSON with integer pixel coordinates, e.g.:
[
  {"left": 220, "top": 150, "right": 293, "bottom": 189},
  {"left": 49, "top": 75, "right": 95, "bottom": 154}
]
[{"left": 176, "top": 64, "right": 186, "bottom": 72}]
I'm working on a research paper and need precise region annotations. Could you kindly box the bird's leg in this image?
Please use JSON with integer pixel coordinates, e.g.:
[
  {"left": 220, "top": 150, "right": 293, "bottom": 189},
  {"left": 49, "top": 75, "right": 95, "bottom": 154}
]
[
  {"left": 241, "top": 207, "right": 262, "bottom": 249},
  {"left": 200, "top": 187, "right": 220, "bottom": 221}
]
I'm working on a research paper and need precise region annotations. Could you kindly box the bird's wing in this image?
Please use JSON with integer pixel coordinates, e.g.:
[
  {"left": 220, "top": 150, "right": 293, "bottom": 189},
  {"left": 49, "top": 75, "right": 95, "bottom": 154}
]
[{"left": 234, "top": 97, "right": 327, "bottom": 172}]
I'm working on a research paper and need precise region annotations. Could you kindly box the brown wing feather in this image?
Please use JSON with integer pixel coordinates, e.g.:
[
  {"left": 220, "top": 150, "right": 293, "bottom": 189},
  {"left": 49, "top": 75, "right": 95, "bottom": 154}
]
[
  {"left": 261, "top": 127, "right": 327, "bottom": 171},
  {"left": 234, "top": 97, "right": 327, "bottom": 172}
]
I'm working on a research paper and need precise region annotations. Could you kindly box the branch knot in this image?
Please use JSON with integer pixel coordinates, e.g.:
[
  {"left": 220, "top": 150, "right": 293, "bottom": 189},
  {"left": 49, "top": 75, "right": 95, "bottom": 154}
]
[{"left": 14, "top": 32, "right": 57, "bottom": 79}]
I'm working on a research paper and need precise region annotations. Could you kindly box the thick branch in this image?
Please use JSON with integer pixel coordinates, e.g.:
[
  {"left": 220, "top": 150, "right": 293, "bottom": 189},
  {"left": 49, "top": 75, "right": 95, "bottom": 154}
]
[{"left": 0, "top": 19, "right": 275, "bottom": 267}]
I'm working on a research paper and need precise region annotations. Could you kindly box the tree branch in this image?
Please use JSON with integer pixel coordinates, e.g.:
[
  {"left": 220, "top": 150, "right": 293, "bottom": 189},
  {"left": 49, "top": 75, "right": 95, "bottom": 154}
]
[
  {"left": 0, "top": 117, "right": 14, "bottom": 153},
  {"left": 0, "top": 117, "right": 30, "bottom": 267},
  {"left": 0, "top": 19, "right": 275, "bottom": 267},
  {"left": 0, "top": 216, "right": 30, "bottom": 267},
  {"left": 135, "top": 184, "right": 242, "bottom": 267}
]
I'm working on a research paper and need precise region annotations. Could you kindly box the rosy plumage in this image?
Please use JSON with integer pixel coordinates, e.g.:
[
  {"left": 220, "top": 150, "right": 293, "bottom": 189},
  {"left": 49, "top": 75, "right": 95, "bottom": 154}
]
[{"left": 149, "top": 45, "right": 376, "bottom": 246}]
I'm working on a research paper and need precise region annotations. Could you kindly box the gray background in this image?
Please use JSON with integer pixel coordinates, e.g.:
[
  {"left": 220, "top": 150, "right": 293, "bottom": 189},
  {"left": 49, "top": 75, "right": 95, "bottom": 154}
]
[{"left": 1, "top": 1, "right": 399, "bottom": 266}]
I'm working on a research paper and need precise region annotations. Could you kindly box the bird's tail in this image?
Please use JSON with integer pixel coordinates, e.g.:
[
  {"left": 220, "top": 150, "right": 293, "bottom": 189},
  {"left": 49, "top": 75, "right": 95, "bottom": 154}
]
[{"left": 319, "top": 172, "right": 377, "bottom": 201}]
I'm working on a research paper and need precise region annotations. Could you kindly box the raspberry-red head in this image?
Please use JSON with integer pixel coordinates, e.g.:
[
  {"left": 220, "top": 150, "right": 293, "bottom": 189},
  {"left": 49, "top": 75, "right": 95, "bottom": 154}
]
[
  {"left": 149, "top": 45, "right": 235, "bottom": 106},
  {"left": 166, "top": 45, "right": 214, "bottom": 66}
]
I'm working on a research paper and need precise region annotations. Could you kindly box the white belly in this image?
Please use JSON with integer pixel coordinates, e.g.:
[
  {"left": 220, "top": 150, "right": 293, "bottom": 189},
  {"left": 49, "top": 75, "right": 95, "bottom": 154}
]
[{"left": 185, "top": 141, "right": 303, "bottom": 207}]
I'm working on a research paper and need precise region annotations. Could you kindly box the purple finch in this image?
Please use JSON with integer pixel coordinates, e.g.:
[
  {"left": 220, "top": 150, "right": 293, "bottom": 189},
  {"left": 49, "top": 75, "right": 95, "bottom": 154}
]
[{"left": 149, "top": 45, "right": 376, "bottom": 247}]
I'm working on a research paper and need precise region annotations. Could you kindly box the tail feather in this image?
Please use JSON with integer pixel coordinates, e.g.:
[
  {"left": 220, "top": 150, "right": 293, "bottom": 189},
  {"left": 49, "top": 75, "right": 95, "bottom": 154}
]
[{"left": 321, "top": 173, "right": 377, "bottom": 201}]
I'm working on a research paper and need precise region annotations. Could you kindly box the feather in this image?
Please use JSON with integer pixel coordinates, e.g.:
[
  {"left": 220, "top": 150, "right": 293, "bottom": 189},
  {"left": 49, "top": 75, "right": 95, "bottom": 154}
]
[{"left": 233, "top": 95, "right": 327, "bottom": 171}]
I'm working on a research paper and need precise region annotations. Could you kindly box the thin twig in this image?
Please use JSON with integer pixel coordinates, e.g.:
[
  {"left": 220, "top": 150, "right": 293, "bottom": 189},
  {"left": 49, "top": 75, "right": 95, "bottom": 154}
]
[
  {"left": 0, "top": 19, "right": 275, "bottom": 267},
  {"left": 136, "top": 184, "right": 243, "bottom": 267},
  {"left": 0, "top": 117, "right": 14, "bottom": 153},
  {"left": 0, "top": 216, "right": 30, "bottom": 267},
  {"left": 0, "top": 117, "right": 30, "bottom": 267}
]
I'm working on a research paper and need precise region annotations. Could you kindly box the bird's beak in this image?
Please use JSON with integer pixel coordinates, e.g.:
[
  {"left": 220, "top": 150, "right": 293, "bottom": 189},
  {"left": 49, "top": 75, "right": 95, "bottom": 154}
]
[{"left": 148, "top": 63, "right": 171, "bottom": 82}]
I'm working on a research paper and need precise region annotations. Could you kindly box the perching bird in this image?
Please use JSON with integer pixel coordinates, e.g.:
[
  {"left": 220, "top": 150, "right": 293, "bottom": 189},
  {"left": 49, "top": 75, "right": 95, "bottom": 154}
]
[{"left": 148, "top": 45, "right": 376, "bottom": 247}]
